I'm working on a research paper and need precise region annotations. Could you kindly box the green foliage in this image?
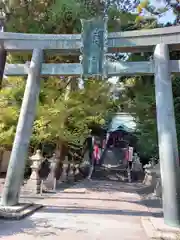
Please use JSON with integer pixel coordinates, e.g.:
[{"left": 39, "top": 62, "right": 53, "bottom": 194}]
[
  {"left": 0, "top": 1, "right": 137, "bottom": 153},
  {"left": 0, "top": 77, "right": 25, "bottom": 150},
  {"left": 124, "top": 74, "right": 180, "bottom": 159},
  {"left": 3, "top": 0, "right": 176, "bottom": 161},
  {"left": 0, "top": 75, "right": 119, "bottom": 151},
  {"left": 172, "top": 75, "right": 180, "bottom": 148},
  {"left": 120, "top": 74, "right": 157, "bottom": 158},
  {"left": 31, "top": 78, "right": 118, "bottom": 147}
]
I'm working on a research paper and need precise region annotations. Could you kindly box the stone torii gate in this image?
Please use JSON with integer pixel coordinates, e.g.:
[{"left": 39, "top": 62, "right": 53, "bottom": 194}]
[{"left": 0, "top": 18, "right": 180, "bottom": 227}]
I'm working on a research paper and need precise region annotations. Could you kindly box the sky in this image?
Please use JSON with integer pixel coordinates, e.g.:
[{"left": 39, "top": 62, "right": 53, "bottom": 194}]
[{"left": 147, "top": 0, "right": 176, "bottom": 23}]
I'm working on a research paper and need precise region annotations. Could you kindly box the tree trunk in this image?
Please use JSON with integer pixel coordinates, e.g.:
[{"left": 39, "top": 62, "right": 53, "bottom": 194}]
[{"left": 55, "top": 143, "right": 68, "bottom": 180}]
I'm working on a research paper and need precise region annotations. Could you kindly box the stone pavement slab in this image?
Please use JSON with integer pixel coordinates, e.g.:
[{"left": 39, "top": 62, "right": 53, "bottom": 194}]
[
  {"left": 139, "top": 193, "right": 180, "bottom": 239},
  {"left": 142, "top": 206, "right": 180, "bottom": 239},
  {"left": 0, "top": 180, "right": 151, "bottom": 240}
]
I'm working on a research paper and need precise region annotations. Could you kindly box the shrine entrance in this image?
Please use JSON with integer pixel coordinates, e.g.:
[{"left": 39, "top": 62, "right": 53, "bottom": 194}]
[{"left": 0, "top": 16, "right": 180, "bottom": 227}]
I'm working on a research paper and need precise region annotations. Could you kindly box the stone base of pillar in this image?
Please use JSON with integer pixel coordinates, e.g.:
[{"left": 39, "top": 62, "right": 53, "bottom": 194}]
[
  {"left": 60, "top": 163, "right": 69, "bottom": 182},
  {"left": 42, "top": 177, "right": 56, "bottom": 191},
  {"left": 24, "top": 170, "right": 41, "bottom": 194},
  {"left": 153, "top": 177, "right": 162, "bottom": 198},
  {"left": 143, "top": 172, "right": 156, "bottom": 186},
  {"left": 42, "top": 156, "right": 57, "bottom": 191}
]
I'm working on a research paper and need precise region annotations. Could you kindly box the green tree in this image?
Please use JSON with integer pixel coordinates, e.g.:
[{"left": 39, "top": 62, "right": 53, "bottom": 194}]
[
  {"left": 118, "top": 14, "right": 180, "bottom": 160},
  {"left": 0, "top": 77, "right": 25, "bottom": 169},
  {"left": 31, "top": 78, "right": 119, "bottom": 147},
  {"left": 0, "top": 0, "right": 161, "bottom": 169}
]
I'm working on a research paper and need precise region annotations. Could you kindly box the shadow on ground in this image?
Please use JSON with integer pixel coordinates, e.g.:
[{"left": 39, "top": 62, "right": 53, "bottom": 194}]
[
  {"left": 41, "top": 205, "right": 162, "bottom": 218},
  {"left": 0, "top": 216, "right": 67, "bottom": 238},
  {"left": 0, "top": 179, "right": 163, "bottom": 239},
  {"left": 58, "top": 179, "right": 163, "bottom": 218},
  {"left": 21, "top": 180, "right": 163, "bottom": 218}
]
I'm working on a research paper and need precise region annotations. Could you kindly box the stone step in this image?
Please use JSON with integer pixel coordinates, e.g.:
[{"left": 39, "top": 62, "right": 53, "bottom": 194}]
[
  {"left": 0, "top": 203, "right": 43, "bottom": 220},
  {"left": 91, "top": 167, "right": 128, "bottom": 182}
]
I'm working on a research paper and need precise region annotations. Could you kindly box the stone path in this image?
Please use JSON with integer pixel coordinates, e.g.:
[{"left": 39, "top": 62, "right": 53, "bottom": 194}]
[{"left": 0, "top": 180, "right": 161, "bottom": 240}]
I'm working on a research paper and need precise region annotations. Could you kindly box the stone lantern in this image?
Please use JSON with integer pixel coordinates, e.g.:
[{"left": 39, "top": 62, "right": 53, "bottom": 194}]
[
  {"left": 143, "top": 162, "right": 162, "bottom": 198},
  {"left": 26, "top": 149, "right": 44, "bottom": 194},
  {"left": 151, "top": 163, "right": 162, "bottom": 198}
]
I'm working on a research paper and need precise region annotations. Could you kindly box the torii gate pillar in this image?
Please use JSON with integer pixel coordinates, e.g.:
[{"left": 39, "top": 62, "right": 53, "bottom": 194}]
[
  {"left": 1, "top": 49, "right": 43, "bottom": 206},
  {"left": 154, "top": 43, "right": 180, "bottom": 227}
]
